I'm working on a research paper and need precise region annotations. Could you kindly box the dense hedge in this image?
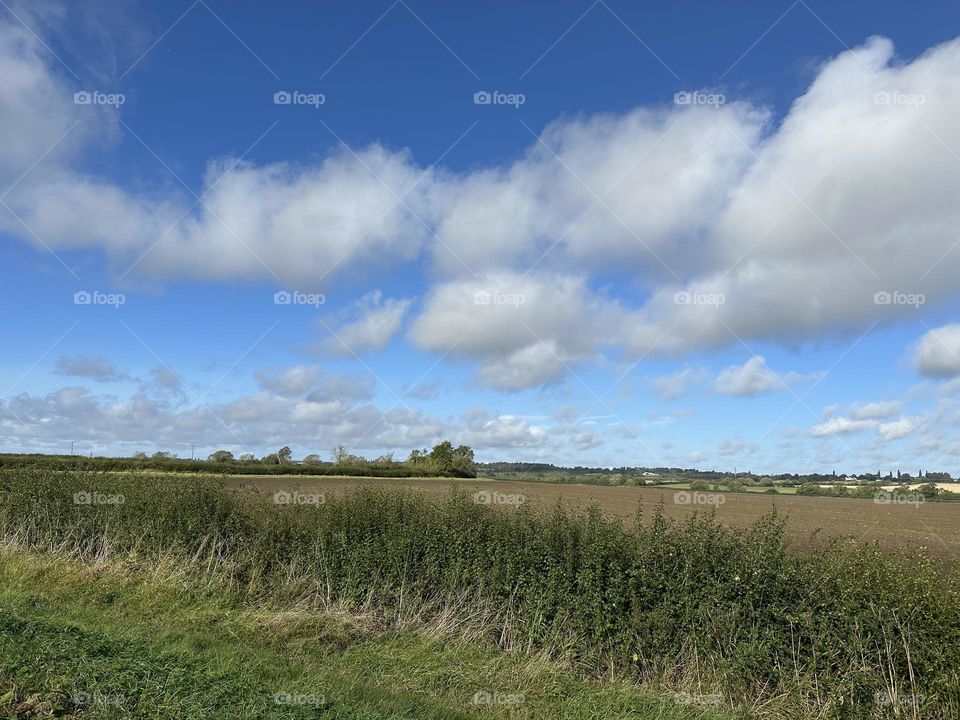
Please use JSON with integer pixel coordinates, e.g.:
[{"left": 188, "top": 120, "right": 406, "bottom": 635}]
[
  {"left": 1, "top": 469, "right": 958, "bottom": 719},
  {"left": 0, "top": 453, "right": 471, "bottom": 478}
]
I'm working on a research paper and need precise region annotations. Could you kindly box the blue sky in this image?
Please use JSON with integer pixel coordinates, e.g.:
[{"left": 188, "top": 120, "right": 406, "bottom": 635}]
[{"left": 2, "top": 0, "right": 960, "bottom": 473}]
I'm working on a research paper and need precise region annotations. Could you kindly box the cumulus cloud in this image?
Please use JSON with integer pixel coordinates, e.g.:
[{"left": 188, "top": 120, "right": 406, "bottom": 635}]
[
  {"left": 915, "top": 324, "right": 960, "bottom": 378},
  {"left": 6, "top": 16, "right": 960, "bottom": 391},
  {"left": 54, "top": 355, "right": 127, "bottom": 382},
  {"left": 314, "top": 292, "right": 412, "bottom": 356},
  {"left": 255, "top": 365, "right": 375, "bottom": 401},
  {"left": 878, "top": 416, "right": 918, "bottom": 442},
  {"left": 408, "top": 272, "right": 615, "bottom": 390},
  {"left": 430, "top": 102, "right": 767, "bottom": 278},
  {"left": 457, "top": 409, "right": 547, "bottom": 448},
  {"left": 848, "top": 400, "right": 901, "bottom": 420},
  {"left": 809, "top": 417, "right": 878, "bottom": 437},
  {"left": 648, "top": 366, "right": 709, "bottom": 400},
  {"left": 713, "top": 356, "right": 791, "bottom": 397}
]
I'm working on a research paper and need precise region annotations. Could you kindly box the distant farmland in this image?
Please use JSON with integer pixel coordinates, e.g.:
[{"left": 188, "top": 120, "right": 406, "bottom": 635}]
[{"left": 225, "top": 474, "right": 960, "bottom": 560}]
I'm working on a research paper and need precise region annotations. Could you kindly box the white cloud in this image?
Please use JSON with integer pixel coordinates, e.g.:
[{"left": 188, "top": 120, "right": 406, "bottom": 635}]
[
  {"left": 849, "top": 400, "right": 901, "bottom": 420},
  {"left": 713, "top": 356, "right": 789, "bottom": 397},
  {"left": 255, "top": 365, "right": 375, "bottom": 401},
  {"left": 408, "top": 272, "right": 614, "bottom": 390},
  {"left": 430, "top": 102, "right": 767, "bottom": 277},
  {"left": 6, "top": 18, "right": 960, "bottom": 392},
  {"left": 809, "top": 417, "right": 878, "bottom": 437},
  {"left": 878, "top": 416, "right": 918, "bottom": 442},
  {"left": 315, "top": 291, "right": 412, "bottom": 356},
  {"left": 458, "top": 409, "right": 547, "bottom": 449},
  {"left": 648, "top": 366, "right": 709, "bottom": 400},
  {"left": 54, "top": 355, "right": 126, "bottom": 382},
  {"left": 915, "top": 324, "right": 960, "bottom": 378}
]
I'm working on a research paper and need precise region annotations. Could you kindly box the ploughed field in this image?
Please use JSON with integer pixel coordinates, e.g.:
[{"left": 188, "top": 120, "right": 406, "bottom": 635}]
[{"left": 224, "top": 475, "right": 960, "bottom": 559}]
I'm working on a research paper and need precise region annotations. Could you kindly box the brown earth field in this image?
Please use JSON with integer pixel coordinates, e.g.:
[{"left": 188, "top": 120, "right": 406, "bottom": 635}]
[{"left": 223, "top": 475, "right": 960, "bottom": 561}]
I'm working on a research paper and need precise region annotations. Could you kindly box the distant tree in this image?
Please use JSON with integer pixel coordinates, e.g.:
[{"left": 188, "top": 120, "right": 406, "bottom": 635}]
[
  {"left": 916, "top": 483, "right": 941, "bottom": 499},
  {"left": 277, "top": 446, "right": 293, "bottom": 464},
  {"left": 452, "top": 444, "right": 476, "bottom": 476},
  {"left": 151, "top": 451, "right": 174, "bottom": 461},
  {"left": 332, "top": 444, "right": 348, "bottom": 464},
  {"left": 690, "top": 479, "right": 711, "bottom": 492},
  {"left": 208, "top": 450, "right": 234, "bottom": 463},
  {"left": 238, "top": 453, "right": 255, "bottom": 462},
  {"left": 429, "top": 440, "right": 455, "bottom": 473},
  {"left": 132, "top": 451, "right": 148, "bottom": 460},
  {"left": 302, "top": 454, "right": 322, "bottom": 465},
  {"left": 262, "top": 452, "right": 279, "bottom": 465},
  {"left": 374, "top": 452, "right": 395, "bottom": 466}
]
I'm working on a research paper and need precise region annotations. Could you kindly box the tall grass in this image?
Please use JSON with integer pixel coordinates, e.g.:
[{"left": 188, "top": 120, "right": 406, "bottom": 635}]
[{"left": 1, "top": 469, "right": 957, "bottom": 719}]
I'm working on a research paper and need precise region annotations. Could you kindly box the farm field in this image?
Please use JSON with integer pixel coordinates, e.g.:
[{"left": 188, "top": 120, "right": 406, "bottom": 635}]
[{"left": 223, "top": 474, "right": 960, "bottom": 560}]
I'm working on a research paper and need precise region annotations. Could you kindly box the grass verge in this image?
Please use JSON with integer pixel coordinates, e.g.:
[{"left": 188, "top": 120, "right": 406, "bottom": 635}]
[{"left": 0, "top": 546, "right": 734, "bottom": 719}]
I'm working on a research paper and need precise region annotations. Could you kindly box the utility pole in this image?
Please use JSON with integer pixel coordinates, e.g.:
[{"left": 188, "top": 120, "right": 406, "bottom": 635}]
[
  {"left": 70, "top": 441, "right": 74, "bottom": 456},
  {"left": 191, "top": 444, "right": 196, "bottom": 460}
]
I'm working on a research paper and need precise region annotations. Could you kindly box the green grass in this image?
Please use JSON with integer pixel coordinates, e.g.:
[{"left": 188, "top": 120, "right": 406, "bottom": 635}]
[
  {"left": 1, "top": 469, "right": 958, "bottom": 719},
  {"left": 0, "top": 548, "right": 733, "bottom": 719}
]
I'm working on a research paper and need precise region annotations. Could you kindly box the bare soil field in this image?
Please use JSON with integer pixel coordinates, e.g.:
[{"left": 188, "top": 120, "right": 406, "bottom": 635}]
[{"left": 223, "top": 475, "right": 960, "bottom": 560}]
